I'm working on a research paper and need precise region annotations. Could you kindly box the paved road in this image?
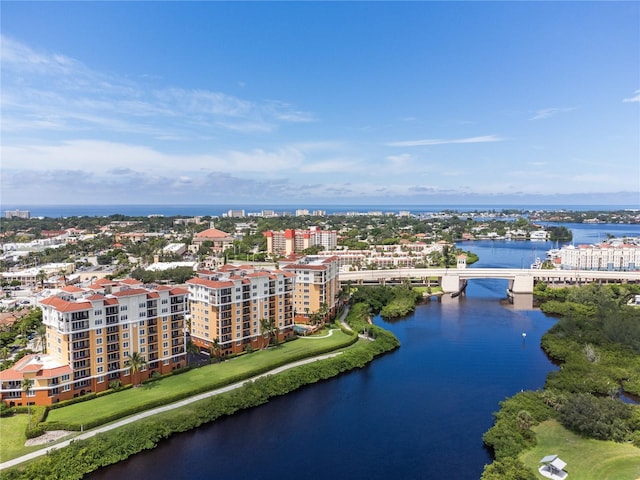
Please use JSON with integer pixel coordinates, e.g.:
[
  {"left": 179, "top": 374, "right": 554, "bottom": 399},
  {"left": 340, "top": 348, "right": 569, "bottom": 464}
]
[{"left": 0, "top": 351, "right": 344, "bottom": 471}]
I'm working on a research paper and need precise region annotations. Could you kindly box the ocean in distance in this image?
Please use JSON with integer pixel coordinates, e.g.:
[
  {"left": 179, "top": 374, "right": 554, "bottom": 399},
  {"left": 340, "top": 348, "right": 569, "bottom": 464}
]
[{"left": 1, "top": 203, "right": 637, "bottom": 218}]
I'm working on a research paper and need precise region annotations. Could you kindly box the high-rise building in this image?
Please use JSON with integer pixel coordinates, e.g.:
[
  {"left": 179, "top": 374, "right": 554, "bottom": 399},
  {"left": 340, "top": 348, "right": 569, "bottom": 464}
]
[
  {"left": 4, "top": 210, "right": 30, "bottom": 219},
  {"left": 263, "top": 228, "right": 337, "bottom": 256},
  {"left": 187, "top": 265, "right": 295, "bottom": 356},
  {"left": 280, "top": 256, "right": 341, "bottom": 322},
  {"left": 0, "top": 281, "right": 188, "bottom": 406}
]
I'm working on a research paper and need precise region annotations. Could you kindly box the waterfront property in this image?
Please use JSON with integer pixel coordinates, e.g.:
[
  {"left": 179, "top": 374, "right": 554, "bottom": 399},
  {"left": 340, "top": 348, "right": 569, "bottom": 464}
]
[
  {"left": 547, "top": 241, "right": 640, "bottom": 271},
  {"left": 186, "top": 265, "right": 296, "bottom": 356},
  {"left": 0, "top": 280, "right": 188, "bottom": 406},
  {"left": 280, "top": 255, "right": 341, "bottom": 322}
]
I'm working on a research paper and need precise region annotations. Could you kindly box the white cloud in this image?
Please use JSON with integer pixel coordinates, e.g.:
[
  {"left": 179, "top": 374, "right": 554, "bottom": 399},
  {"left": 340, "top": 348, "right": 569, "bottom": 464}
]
[
  {"left": 0, "top": 140, "right": 307, "bottom": 174},
  {"left": 385, "top": 135, "right": 503, "bottom": 147},
  {"left": 530, "top": 107, "right": 576, "bottom": 120},
  {"left": 623, "top": 90, "right": 640, "bottom": 103},
  {"left": 386, "top": 153, "right": 413, "bottom": 165},
  {"left": 0, "top": 36, "right": 314, "bottom": 139}
]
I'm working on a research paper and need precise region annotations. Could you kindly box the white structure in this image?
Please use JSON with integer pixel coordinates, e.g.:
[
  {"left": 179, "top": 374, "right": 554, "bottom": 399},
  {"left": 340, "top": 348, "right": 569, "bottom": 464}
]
[
  {"left": 162, "top": 243, "right": 187, "bottom": 256},
  {"left": 539, "top": 454, "right": 568, "bottom": 479},
  {"left": 146, "top": 261, "right": 198, "bottom": 272},
  {"left": 2, "top": 263, "right": 75, "bottom": 287},
  {"left": 555, "top": 243, "right": 640, "bottom": 271},
  {"left": 530, "top": 230, "right": 549, "bottom": 241}
]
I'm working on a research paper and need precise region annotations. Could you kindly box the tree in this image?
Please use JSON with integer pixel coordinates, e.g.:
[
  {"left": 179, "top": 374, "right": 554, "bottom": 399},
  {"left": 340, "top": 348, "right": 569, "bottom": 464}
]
[
  {"left": 318, "top": 302, "right": 330, "bottom": 325},
  {"left": 209, "top": 338, "right": 222, "bottom": 362},
  {"left": 125, "top": 351, "right": 147, "bottom": 387},
  {"left": 516, "top": 410, "right": 534, "bottom": 430},
  {"left": 21, "top": 377, "right": 34, "bottom": 418},
  {"left": 260, "top": 317, "right": 277, "bottom": 348},
  {"left": 0, "top": 346, "right": 10, "bottom": 362},
  {"left": 34, "top": 324, "right": 47, "bottom": 354},
  {"left": 36, "top": 270, "right": 47, "bottom": 288},
  {"left": 186, "top": 341, "right": 200, "bottom": 366}
]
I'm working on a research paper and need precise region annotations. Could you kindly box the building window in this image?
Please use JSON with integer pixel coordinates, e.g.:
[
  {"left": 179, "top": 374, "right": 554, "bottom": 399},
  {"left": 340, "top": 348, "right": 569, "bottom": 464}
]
[
  {"left": 97, "top": 376, "right": 104, "bottom": 383},
  {"left": 97, "top": 357, "right": 103, "bottom": 363},
  {"left": 96, "top": 338, "right": 103, "bottom": 344},
  {"left": 97, "top": 366, "right": 103, "bottom": 373},
  {"left": 96, "top": 347, "right": 103, "bottom": 354},
  {"left": 62, "top": 384, "right": 71, "bottom": 392},
  {"left": 96, "top": 328, "right": 102, "bottom": 335},
  {"left": 123, "top": 332, "right": 129, "bottom": 339}
]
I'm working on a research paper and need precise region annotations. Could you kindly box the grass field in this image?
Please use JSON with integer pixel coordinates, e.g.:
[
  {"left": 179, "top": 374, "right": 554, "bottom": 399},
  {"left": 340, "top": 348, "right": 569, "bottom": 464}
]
[
  {"left": 520, "top": 420, "right": 640, "bottom": 480},
  {"left": 45, "top": 330, "right": 354, "bottom": 427},
  {"left": 0, "top": 414, "right": 44, "bottom": 463}
]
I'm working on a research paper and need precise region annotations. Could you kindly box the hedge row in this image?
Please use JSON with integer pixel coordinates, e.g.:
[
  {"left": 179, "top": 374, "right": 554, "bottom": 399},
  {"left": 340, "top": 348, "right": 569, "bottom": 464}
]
[
  {"left": 3, "top": 324, "right": 399, "bottom": 480},
  {"left": 42, "top": 331, "right": 359, "bottom": 431}
]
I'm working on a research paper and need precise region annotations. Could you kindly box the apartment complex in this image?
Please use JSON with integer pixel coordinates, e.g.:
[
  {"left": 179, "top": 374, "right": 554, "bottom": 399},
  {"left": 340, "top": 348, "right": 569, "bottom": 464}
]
[
  {"left": 187, "top": 265, "right": 296, "bottom": 356},
  {"left": 280, "top": 256, "right": 341, "bottom": 322},
  {"left": 4, "top": 210, "right": 30, "bottom": 219},
  {"left": 264, "top": 227, "right": 337, "bottom": 256},
  {"left": 0, "top": 280, "right": 188, "bottom": 406},
  {"left": 552, "top": 242, "right": 640, "bottom": 271}
]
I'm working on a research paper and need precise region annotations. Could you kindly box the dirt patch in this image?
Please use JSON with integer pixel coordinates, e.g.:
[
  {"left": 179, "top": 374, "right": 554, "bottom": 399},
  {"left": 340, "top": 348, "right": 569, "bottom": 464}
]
[{"left": 25, "top": 430, "right": 74, "bottom": 446}]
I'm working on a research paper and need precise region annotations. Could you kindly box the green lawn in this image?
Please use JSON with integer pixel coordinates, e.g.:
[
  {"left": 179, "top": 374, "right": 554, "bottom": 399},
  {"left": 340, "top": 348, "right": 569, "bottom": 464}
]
[
  {"left": 45, "top": 330, "right": 354, "bottom": 428},
  {"left": 0, "top": 414, "right": 44, "bottom": 462},
  {"left": 520, "top": 420, "right": 640, "bottom": 480}
]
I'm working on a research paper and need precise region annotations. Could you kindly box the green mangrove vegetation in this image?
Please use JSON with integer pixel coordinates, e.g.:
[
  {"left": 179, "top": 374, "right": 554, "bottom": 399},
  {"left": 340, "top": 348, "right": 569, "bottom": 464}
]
[{"left": 481, "top": 283, "right": 640, "bottom": 479}]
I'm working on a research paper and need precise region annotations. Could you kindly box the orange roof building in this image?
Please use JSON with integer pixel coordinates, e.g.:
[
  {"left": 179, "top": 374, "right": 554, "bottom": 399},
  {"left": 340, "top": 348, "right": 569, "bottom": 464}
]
[
  {"left": 186, "top": 265, "right": 295, "bottom": 356},
  {"left": 1, "top": 280, "right": 189, "bottom": 406}
]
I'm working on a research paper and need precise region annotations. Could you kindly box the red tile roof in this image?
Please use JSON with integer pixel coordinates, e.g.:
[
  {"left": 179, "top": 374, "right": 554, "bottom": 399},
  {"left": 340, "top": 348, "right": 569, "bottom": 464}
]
[
  {"left": 186, "top": 277, "right": 234, "bottom": 289},
  {"left": 39, "top": 297, "right": 91, "bottom": 312},
  {"left": 194, "top": 228, "right": 231, "bottom": 239}
]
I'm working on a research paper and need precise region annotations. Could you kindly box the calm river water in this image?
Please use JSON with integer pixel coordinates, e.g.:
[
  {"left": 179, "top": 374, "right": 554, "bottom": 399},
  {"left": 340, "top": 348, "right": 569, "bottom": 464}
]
[{"left": 88, "top": 223, "right": 639, "bottom": 480}]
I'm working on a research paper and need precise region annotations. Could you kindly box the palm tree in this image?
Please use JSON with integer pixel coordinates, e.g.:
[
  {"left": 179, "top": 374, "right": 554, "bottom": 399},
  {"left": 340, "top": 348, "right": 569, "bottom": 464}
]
[
  {"left": 209, "top": 338, "right": 222, "bottom": 362},
  {"left": 34, "top": 324, "right": 47, "bottom": 354},
  {"left": 125, "top": 351, "right": 147, "bottom": 387},
  {"left": 21, "top": 377, "right": 34, "bottom": 418},
  {"left": 516, "top": 410, "right": 534, "bottom": 430},
  {"left": 186, "top": 340, "right": 200, "bottom": 366},
  {"left": 318, "top": 302, "right": 330, "bottom": 325},
  {"left": 260, "top": 317, "right": 277, "bottom": 348},
  {"left": 0, "top": 346, "right": 11, "bottom": 362},
  {"left": 36, "top": 270, "right": 47, "bottom": 289}
]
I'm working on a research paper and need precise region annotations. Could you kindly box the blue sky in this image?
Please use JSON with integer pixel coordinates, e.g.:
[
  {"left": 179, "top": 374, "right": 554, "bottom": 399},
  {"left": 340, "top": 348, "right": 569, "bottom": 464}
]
[{"left": 1, "top": 1, "right": 639, "bottom": 206}]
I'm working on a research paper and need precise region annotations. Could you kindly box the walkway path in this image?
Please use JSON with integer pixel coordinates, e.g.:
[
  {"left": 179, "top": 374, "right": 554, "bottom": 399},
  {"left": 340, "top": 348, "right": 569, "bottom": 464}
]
[{"left": 0, "top": 351, "right": 344, "bottom": 471}]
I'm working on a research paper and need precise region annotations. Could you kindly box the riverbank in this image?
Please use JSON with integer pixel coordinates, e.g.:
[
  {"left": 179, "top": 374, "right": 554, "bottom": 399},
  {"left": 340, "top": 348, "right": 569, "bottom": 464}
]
[
  {"left": 1, "top": 309, "right": 400, "bottom": 479},
  {"left": 480, "top": 283, "right": 640, "bottom": 479}
]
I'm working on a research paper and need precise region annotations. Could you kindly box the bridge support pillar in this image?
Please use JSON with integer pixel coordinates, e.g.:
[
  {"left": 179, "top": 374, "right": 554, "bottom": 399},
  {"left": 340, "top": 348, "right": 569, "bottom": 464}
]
[
  {"left": 511, "top": 275, "right": 534, "bottom": 294},
  {"left": 441, "top": 274, "right": 461, "bottom": 294}
]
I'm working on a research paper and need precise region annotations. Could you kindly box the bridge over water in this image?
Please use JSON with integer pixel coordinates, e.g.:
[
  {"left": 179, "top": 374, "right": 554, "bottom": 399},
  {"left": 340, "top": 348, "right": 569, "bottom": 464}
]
[{"left": 339, "top": 268, "right": 640, "bottom": 294}]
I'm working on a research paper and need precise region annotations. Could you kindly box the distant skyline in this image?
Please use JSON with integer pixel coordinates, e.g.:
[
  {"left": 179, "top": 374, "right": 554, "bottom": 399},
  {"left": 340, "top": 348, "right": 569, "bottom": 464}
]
[{"left": 1, "top": 2, "right": 639, "bottom": 206}]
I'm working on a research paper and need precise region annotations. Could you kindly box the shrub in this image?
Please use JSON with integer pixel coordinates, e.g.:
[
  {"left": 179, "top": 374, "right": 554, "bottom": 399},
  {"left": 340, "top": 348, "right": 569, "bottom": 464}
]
[{"left": 559, "top": 393, "right": 632, "bottom": 442}]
